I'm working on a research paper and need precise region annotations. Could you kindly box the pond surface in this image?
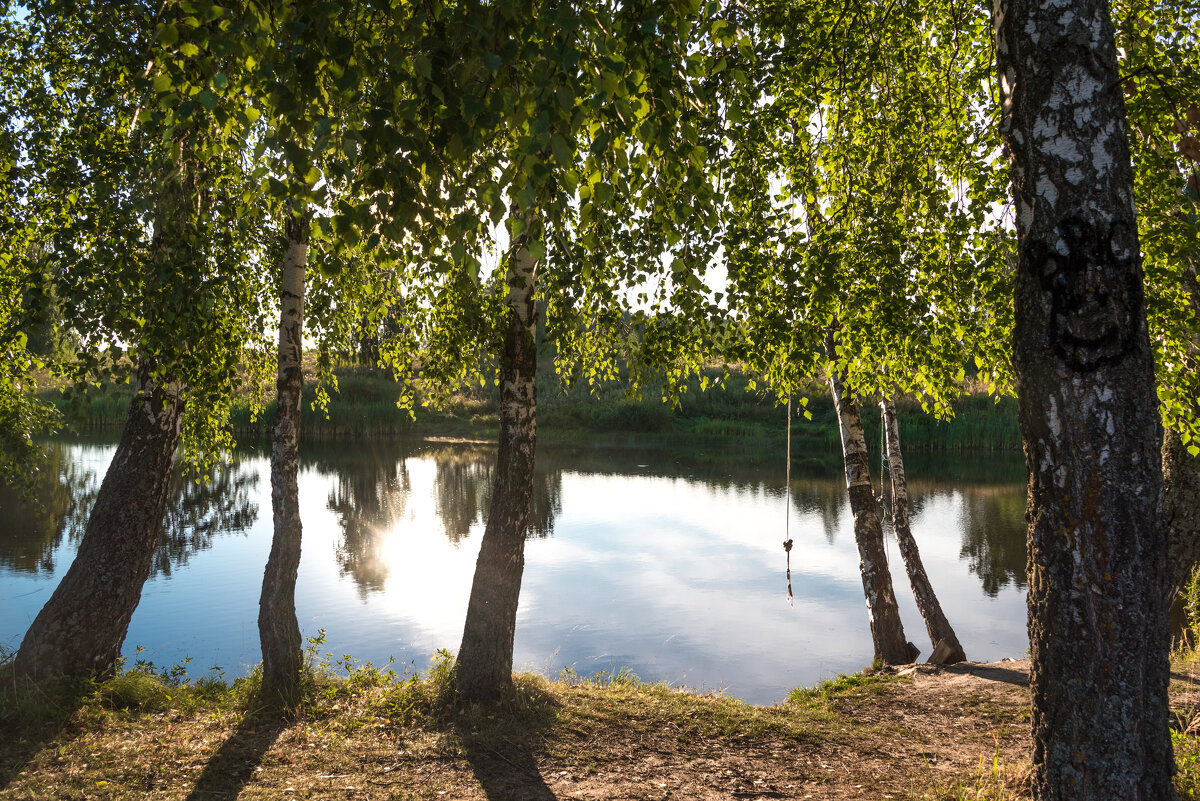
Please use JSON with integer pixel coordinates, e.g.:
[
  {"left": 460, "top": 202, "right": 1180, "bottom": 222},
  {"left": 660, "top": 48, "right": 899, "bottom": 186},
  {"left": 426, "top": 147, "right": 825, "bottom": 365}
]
[{"left": 0, "top": 435, "right": 1029, "bottom": 704}]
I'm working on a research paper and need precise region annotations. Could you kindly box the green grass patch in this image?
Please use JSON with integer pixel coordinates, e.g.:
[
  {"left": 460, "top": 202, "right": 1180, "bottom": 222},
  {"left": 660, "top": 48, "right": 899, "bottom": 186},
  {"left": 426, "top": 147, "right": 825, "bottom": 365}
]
[{"left": 787, "top": 670, "right": 899, "bottom": 707}]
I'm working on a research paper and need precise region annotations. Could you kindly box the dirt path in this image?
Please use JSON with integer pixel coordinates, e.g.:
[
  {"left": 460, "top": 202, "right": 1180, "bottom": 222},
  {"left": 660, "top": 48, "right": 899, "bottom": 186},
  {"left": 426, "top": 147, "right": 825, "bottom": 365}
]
[
  {"left": 2, "top": 659, "right": 1056, "bottom": 800},
  {"left": 525, "top": 660, "right": 1034, "bottom": 801}
]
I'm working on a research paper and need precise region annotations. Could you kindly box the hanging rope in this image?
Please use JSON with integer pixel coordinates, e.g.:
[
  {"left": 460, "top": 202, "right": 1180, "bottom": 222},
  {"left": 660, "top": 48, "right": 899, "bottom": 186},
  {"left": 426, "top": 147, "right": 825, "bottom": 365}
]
[
  {"left": 877, "top": 411, "right": 888, "bottom": 505},
  {"left": 784, "top": 397, "right": 794, "bottom": 604},
  {"left": 879, "top": 401, "right": 892, "bottom": 566}
]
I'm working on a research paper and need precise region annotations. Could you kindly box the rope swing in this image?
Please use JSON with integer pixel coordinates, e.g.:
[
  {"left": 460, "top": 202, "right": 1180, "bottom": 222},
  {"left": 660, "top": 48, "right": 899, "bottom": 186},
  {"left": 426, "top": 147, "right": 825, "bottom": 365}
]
[
  {"left": 784, "top": 396, "right": 794, "bottom": 604},
  {"left": 879, "top": 403, "right": 892, "bottom": 566}
]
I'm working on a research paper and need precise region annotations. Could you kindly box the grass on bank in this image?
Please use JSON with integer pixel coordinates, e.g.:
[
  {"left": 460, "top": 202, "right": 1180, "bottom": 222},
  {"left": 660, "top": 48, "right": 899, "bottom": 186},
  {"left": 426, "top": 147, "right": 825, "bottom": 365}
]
[
  {"left": 5, "top": 641, "right": 1200, "bottom": 800},
  {"left": 15, "top": 626, "right": 1200, "bottom": 800},
  {"left": 1, "top": 636, "right": 1027, "bottom": 801},
  {"left": 0, "top": 657, "right": 861, "bottom": 798},
  {"left": 1171, "top": 566, "right": 1200, "bottom": 801}
]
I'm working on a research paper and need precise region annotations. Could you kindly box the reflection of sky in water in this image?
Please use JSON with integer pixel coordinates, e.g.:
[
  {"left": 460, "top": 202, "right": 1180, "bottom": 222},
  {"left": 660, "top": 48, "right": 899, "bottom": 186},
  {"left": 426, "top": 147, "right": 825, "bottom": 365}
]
[{"left": 0, "top": 439, "right": 1029, "bottom": 704}]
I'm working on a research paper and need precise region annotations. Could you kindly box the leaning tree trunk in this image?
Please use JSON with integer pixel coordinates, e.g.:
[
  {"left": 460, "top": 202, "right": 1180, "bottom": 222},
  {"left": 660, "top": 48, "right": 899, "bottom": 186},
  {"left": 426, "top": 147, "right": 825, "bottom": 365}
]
[
  {"left": 880, "top": 396, "right": 965, "bottom": 664},
  {"left": 258, "top": 211, "right": 309, "bottom": 705},
  {"left": 996, "top": 0, "right": 1174, "bottom": 796},
  {"left": 825, "top": 337, "right": 914, "bottom": 666},
  {"left": 14, "top": 365, "right": 185, "bottom": 681},
  {"left": 455, "top": 212, "right": 539, "bottom": 703}
]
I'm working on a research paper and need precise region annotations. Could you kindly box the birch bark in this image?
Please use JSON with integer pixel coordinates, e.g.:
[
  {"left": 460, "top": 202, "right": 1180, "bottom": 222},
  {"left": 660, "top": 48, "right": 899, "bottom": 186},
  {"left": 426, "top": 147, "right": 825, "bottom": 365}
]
[
  {"left": 880, "top": 397, "right": 965, "bottom": 664},
  {"left": 995, "top": 0, "right": 1174, "bottom": 794},
  {"left": 258, "top": 211, "right": 309, "bottom": 704},
  {"left": 15, "top": 162, "right": 194, "bottom": 682},
  {"left": 14, "top": 365, "right": 185, "bottom": 681},
  {"left": 455, "top": 211, "right": 539, "bottom": 702},
  {"left": 826, "top": 337, "right": 914, "bottom": 666}
]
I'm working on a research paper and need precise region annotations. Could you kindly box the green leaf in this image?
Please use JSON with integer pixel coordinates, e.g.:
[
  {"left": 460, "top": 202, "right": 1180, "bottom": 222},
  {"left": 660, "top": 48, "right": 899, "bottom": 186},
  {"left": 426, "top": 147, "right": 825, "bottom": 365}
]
[
  {"left": 155, "top": 24, "right": 180, "bottom": 46},
  {"left": 196, "top": 90, "right": 219, "bottom": 111},
  {"left": 550, "top": 134, "right": 572, "bottom": 167},
  {"left": 414, "top": 54, "right": 432, "bottom": 80}
]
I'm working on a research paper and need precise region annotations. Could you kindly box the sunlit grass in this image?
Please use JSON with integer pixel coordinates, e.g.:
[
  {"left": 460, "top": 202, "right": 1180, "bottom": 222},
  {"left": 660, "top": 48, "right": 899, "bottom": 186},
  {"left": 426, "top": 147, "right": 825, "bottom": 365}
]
[{"left": 911, "top": 753, "right": 1031, "bottom": 801}]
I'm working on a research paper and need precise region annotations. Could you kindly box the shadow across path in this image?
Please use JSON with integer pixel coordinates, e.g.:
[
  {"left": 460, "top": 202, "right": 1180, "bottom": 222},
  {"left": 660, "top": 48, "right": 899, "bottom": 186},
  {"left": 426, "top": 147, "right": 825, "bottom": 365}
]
[
  {"left": 453, "top": 682, "right": 561, "bottom": 801},
  {"left": 0, "top": 676, "right": 89, "bottom": 792},
  {"left": 184, "top": 710, "right": 287, "bottom": 800},
  {"left": 462, "top": 739, "right": 559, "bottom": 801},
  {"left": 940, "top": 662, "right": 1030, "bottom": 687},
  {"left": 1171, "top": 669, "right": 1200, "bottom": 689}
]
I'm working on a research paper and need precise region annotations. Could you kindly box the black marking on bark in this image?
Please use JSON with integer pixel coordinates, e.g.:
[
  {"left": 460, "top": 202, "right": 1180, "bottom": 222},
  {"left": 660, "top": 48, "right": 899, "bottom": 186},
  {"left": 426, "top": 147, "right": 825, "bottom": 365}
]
[{"left": 1034, "top": 216, "right": 1140, "bottom": 373}]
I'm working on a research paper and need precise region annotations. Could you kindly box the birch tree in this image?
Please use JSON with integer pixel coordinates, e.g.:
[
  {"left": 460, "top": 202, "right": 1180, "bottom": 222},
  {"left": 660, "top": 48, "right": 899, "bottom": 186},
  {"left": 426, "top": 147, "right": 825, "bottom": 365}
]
[
  {"left": 257, "top": 208, "right": 308, "bottom": 704},
  {"left": 726, "top": 0, "right": 1008, "bottom": 665},
  {"left": 249, "top": 0, "right": 531, "bottom": 700},
  {"left": 11, "top": 0, "right": 275, "bottom": 682},
  {"left": 826, "top": 335, "right": 914, "bottom": 664},
  {"left": 995, "top": 0, "right": 1175, "bottom": 793},
  {"left": 880, "top": 396, "right": 966, "bottom": 663},
  {"left": 335, "top": 0, "right": 734, "bottom": 702}
]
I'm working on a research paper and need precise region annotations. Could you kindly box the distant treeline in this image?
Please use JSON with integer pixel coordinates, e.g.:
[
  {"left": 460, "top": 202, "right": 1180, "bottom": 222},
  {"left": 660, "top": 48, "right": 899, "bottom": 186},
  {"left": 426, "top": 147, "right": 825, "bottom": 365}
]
[{"left": 45, "top": 363, "right": 1021, "bottom": 453}]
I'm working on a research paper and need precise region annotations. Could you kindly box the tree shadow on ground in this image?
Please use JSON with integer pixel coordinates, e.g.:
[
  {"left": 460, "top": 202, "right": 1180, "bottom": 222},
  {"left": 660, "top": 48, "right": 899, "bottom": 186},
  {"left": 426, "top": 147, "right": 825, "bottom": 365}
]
[
  {"left": 183, "top": 708, "right": 287, "bottom": 801},
  {"left": 452, "top": 680, "right": 561, "bottom": 801},
  {"left": 0, "top": 675, "right": 89, "bottom": 791},
  {"left": 942, "top": 663, "right": 1029, "bottom": 687},
  {"left": 1171, "top": 669, "right": 1200, "bottom": 689}
]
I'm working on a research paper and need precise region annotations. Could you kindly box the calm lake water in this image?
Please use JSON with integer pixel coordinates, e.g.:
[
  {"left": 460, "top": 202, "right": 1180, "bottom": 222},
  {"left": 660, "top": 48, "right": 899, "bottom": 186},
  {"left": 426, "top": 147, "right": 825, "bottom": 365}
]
[{"left": 0, "top": 435, "right": 1029, "bottom": 704}]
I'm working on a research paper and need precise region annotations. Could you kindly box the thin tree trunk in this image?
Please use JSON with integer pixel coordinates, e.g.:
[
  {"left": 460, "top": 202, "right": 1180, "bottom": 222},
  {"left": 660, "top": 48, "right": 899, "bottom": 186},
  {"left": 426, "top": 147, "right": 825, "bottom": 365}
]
[
  {"left": 14, "top": 365, "right": 185, "bottom": 681},
  {"left": 1163, "top": 227, "right": 1200, "bottom": 597},
  {"left": 880, "top": 396, "right": 965, "bottom": 664},
  {"left": 258, "top": 211, "right": 309, "bottom": 705},
  {"left": 455, "top": 211, "right": 539, "bottom": 703},
  {"left": 1164, "top": 428, "right": 1200, "bottom": 598},
  {"left": 996, "top": 0, "right": 1174, "bottom": 795},
  {"left": 825, "top": 336, "right": 914, "bottom": 666}
]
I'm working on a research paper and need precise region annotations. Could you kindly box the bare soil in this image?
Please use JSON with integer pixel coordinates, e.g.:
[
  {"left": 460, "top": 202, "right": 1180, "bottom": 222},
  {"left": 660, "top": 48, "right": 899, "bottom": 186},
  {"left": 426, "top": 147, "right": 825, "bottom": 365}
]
[{"left": 0, "top": 658, "right": 1125, "bottom": 801}]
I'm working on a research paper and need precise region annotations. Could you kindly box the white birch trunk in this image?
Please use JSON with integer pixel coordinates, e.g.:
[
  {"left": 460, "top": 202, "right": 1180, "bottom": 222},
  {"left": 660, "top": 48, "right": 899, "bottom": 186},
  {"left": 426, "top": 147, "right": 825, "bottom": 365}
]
[
  {"left": 826, "top": 334, "right": 914, "bottom": 665},
  {"left": 258, "top": 212, "right": 308, "bottom": 704},
  {"left": 880, "top": 396, "right": 965, "bottom": 664},
  {"left": 456, "top": 208, "right": 539, "bottom": 702}
]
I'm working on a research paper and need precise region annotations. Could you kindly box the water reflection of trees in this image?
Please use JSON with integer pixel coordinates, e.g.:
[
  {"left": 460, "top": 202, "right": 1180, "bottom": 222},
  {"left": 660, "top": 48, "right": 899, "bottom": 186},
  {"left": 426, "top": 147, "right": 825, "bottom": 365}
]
[
  {"left": 792, "top": 479, "right": 848, "bottom": 545},
  {"left": 432, "top": 446, "right": 492, "bottom": 545},
  {"left": 319, "top": 440, "right": 563, "bottom": 596},
  {"left": 0, "top": 442, "right": 258, "bottom": 576},
  {"left": 154, "top": 462, "right": 259, "bottom": 576},
  {"left": 787, "top": 469, "right": 1028, "bottom": 600},
  {"left": 958, "top": 489, "right": 1027, "bottom": 597},
  {"left": 328, "top": 456, "right": 411, "bottom": 595},
  {"left": 0, "top": 444, "right": 95, "bottom": 574},
  {"left": 431, "top": 445, "right": 561, "bottom": 543}
]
